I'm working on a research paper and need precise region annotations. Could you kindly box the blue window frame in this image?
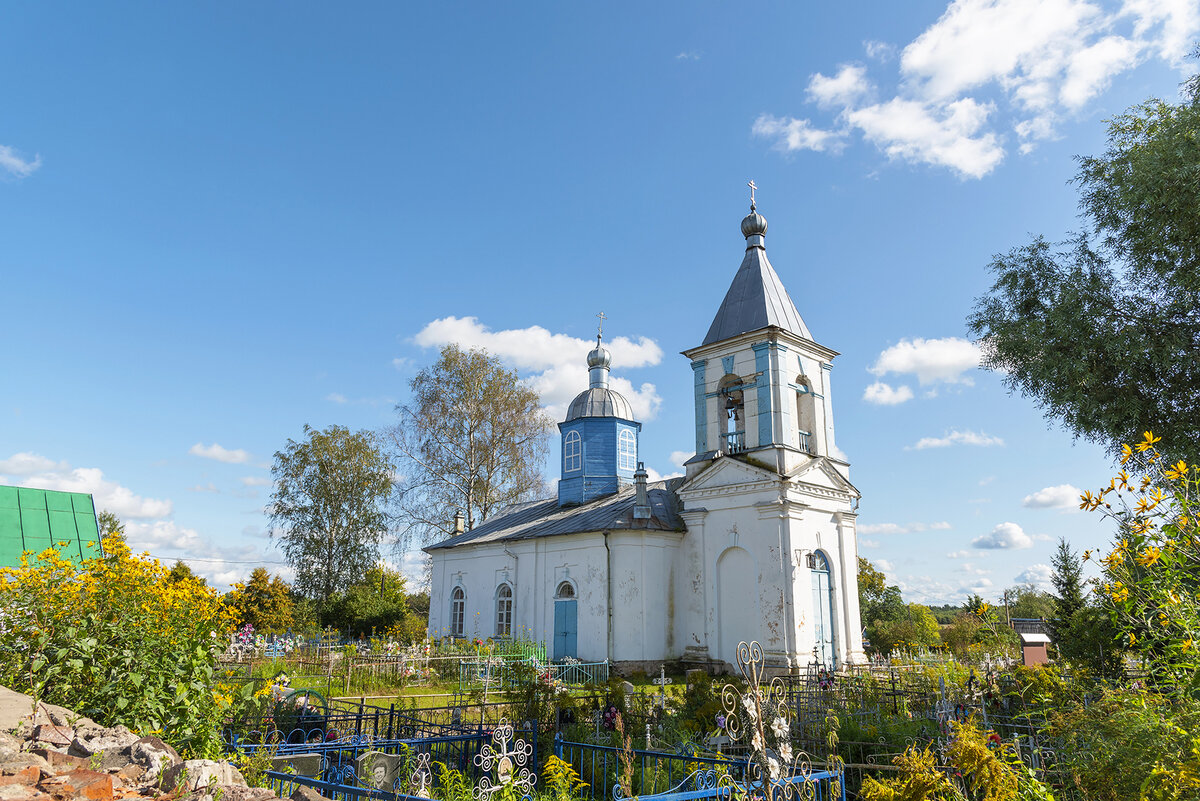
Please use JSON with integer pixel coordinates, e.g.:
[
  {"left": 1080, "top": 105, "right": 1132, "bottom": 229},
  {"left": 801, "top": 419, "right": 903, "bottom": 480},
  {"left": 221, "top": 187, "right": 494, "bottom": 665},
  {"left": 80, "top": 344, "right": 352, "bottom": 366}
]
[
  {"left": 618, "top": 429, "right": 636, "bottom": 471},
  {"left": 564, "top": 430, "right": 581, "bottom": 472}
]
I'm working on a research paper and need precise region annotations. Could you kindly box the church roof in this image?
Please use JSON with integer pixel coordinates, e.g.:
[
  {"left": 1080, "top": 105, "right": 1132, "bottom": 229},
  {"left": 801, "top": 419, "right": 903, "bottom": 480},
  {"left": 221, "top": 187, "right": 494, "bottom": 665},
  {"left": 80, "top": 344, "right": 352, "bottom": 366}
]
[
  {"left": 424, "top": 478, "right": 685, "bottom": 551},
  {"left": 564, "top": 386, "right": 636, "bottom": 421},
  {"left": 701, "top": 208, "right": 811, "bottom": 345}
]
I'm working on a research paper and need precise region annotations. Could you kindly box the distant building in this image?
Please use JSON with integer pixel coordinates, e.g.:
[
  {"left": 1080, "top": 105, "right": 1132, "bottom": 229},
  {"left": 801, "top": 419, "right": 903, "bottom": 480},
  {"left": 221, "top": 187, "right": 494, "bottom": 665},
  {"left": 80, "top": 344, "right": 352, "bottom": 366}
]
[
  {"left": 0, "top": 484, "right": 104, "bottom": 569},
  {"left": 425, "top": 199, "right": 865, "bottom": 673}
]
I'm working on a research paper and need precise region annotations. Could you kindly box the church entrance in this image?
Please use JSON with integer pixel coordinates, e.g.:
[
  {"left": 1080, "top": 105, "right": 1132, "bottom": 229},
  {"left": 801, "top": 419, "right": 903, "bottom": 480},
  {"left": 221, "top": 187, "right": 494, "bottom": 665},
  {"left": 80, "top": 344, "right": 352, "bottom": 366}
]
[
  {"left": 553, "top": 581, "right": 577, "bottom": 660},
  {"left": 717, "top": 546, "right": 756, "bottom": 670},
  {"left": 811, "top": 551, "right": 836, "bottom": 667}
]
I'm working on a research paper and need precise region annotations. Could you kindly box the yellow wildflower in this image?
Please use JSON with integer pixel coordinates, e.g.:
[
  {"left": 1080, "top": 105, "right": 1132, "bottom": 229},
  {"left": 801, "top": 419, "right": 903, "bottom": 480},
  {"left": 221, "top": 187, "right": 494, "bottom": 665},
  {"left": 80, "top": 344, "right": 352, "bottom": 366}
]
[
  {"left": 1128, "top": 632, "right": 1137, "bottom": 645},
  {"left": 1079, "top": 490, "right": 1095, "bottom": 510},
  {"left": 1121, "top": 443, "right": 1134, "bottom": 464},
  {"left": 1136, "top": 431, "right": 1162, "bottom": 452},
  {"left": 1116, "top": 470, "right": 1131, "bottom": 489},
  {"left": 1165, "top": 461, "right": 1190, "bottom": 480},
  {"left": 1184, "top": 638, "right": 1194, "bottom": 653},
  {"left": 1138, "top": 547, "right": 1162, "bottom": 566}
]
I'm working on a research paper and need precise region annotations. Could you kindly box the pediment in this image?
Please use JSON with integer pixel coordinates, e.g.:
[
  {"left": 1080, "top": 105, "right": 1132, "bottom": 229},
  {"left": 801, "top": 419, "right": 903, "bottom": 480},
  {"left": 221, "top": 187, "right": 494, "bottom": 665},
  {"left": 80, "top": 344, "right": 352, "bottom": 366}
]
[
  {"left": 786, "top": 457, "right": 860, "bottom": 498},
  {"left": 677, "top": 455, "right": 779, "bottom": 496}
]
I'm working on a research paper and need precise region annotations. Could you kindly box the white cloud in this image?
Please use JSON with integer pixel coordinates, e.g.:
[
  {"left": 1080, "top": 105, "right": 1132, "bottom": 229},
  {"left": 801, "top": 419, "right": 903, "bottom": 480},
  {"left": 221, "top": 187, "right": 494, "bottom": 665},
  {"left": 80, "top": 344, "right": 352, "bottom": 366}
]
[
  {"left": 391, "top": 357, "right": 412, "bottom": 371},
  {"left": 863, "top": 381, "right": 914, "bottom": 405},
  {"left": 960, "top": 562, "right": 991, "bottom": 575},
  {"left": 859, "top": 521, "right": 952, "bottom": 534},
  {"left": 125, "top": 520, "right": 204, "bottom": 552},
  {"left": 808, "top": 64, "right": 872, "bottom": 108},
  {"left": 326, "top": 393, "right": 348, "bottom": 404},
  {"left": 644, "top": 465, "right": 684, "bottom": 482},
  {"left": 675, "top": 51, "right": 701, "bottom": 61},
  {"left": 187, "top": 483, "right": 219, "bottom": 493},
  {"left": 1023, "top": 483, "right": 1083, "bottom": 510},
  {"left": 0, "top": 452, "right": 68, "bottom": 475},
  {"left": 413, "top": 316, "right": 664, "bottom": 421},
  {"left": 909, "top": 429, "right": 1005, "bottom": 449},
  {"left": 1015, "top": 563, "right": 1054, "bottom": 589},
  {"left": 973, "top": 521, "right": 1033, "bottom": 549},
  {"left": 752, "top": 0, "right": 1199, "bottom": 177},
  {"left": 869, "top": 337, "right": 982, "bottom": 385},
  {"left": 860, "top": 539, "right": 881, "bottom": 548},
  {"left": 189, "top": 442, "right": 251, "bottom": 464},
  {"left": 751, "top": 115, "right": 844, "bottom": 153},
  {"left": 669, "top": 451, "right": 691, "bottom": 470},
  {"left": 875, "top": 559, "right": 895, "bottom": 572},
  {"left": 0, "top": 145, "right": 41, "bottom": 179},
  {"left": 240, "top": 476, "right": 271, "bottom": 488},
  {"left": 947, "top": 550, "right": 970, "bottom": 558},
  {"left": 847, "top": 97, "right": 1005, "bottom": 178},
  {"left": 16, "top": 465, "right": 173, "bottom": 519}
]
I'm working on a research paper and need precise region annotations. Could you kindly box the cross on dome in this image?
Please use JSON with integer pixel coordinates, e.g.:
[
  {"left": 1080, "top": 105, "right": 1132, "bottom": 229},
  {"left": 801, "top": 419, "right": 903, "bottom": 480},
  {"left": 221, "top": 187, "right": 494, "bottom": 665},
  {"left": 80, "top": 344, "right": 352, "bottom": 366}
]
[{"left": 747, "top": 179, "right": 758, "bottom": 211}]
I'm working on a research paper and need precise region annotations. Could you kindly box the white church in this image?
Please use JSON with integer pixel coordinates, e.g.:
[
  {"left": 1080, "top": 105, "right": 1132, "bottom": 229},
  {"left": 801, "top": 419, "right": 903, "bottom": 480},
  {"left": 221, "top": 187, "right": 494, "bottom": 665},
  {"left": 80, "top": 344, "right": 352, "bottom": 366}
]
[{"left": 425, "top": 198, "right": 865, "bottom": 673}]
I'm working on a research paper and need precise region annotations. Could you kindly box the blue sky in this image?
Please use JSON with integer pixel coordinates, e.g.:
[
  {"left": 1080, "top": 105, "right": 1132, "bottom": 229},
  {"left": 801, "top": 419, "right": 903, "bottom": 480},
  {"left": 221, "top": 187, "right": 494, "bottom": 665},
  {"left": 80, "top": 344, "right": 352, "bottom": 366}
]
[{"left": 2, "top": 1, "right": 1195, "bottom": 602}]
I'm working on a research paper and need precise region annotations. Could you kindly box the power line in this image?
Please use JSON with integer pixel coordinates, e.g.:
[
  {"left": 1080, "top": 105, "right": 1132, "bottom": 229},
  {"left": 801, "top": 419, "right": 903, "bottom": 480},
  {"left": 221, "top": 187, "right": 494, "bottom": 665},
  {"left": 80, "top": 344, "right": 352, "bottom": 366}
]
[{"left": 145, "top": 553, "right": 290, "bottom": 565}]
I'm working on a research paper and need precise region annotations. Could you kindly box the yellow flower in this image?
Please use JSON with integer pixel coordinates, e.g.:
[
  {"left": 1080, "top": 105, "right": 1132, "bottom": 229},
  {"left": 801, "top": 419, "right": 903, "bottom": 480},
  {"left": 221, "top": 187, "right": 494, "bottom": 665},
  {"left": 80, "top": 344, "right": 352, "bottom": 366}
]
[
  {"left": 1116, "top": 470, "right": 1131, "bottom": 489},
  {"left": 1121, "top": 443, "right": 1134, "bottom": 464},
  {"left": 1184, "top": 638, "right": 1194, "bottom": 653},
  {"left": 1135, "top": 431, "right": 1162, "bottom": 452},
  {"left": 1165, "top": 460, "right": 1190, "bottom": 480},
  {"left": 1138, "top": 547, "right": 1162, "bottom": 567},
  {"left": 1128, "top": 632, "right": 1137, "bottom": 645}
]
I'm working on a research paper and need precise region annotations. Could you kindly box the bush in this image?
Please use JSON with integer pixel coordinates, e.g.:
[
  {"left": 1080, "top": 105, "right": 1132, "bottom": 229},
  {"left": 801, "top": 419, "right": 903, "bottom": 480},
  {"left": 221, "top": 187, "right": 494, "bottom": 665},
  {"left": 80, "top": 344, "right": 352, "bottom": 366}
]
[{"left": 0, "top": 538, "right": 237, "bottom": 756}]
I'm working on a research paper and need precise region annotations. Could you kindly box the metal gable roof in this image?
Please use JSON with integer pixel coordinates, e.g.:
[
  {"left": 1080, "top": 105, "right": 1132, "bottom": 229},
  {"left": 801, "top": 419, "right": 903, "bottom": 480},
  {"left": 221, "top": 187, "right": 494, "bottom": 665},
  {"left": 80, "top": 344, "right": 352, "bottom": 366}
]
[
  {"left": 702, "top": 245, "right": 810, "bottom": 346},
  {"left": 424, "top": 478, "right": 686, "bottom": 551},
  {"left": 0, "top": 484, "right": 104, "bottom": 569}
]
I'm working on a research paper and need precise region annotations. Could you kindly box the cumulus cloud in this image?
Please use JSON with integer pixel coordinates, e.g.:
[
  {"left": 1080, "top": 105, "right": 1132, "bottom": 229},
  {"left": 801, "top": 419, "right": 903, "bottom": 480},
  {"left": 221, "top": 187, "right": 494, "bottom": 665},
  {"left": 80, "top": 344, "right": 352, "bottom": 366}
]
[
  {"left": 413, "top": 316, "right": 664, "bottom": 421},
  {"left": 860, "top": 539, "right": 881, "bottom": 548},
  {"left": 189, "top": 442, "right": 251, "bottom": 464},
  {"left": 875, "top": 559, "right": 895, "bottom": 572},
  {"left": 909, "top": 429, "right": 1005, "bottom": 449},
  {"left": 1015, "top": 563, "right": 1054, "bottom": 589},
  {"left": 947, "top": 550, "right": 970, "bottom": 558},
  {"left": 869, "top": 337, "right": 982, "bottom": 385},
  {"left": 973, "top": 521, "right": 1033, "bottom": 549},
  {"left": 669, "top": 451, "right": 692, "bottom": 470},
  {"left": 0, "top": 452, "right": 69, "bottom": 476},
  {"left": 751, "top": 115, "right": 844, "bottom": 153},
  {"left": 863, "top": 381, "right": 914, "bottom": 405},
  {"left": 10, "top": 462, "right": 173, "bottom": 519},
  {"left": 752, "top": 0, "right": 1199, "bottom": 177},
  {"left": 188, "top": 483, "right": 219, "bottom": 493},
  {"left": 1022, "top": 483, "right": 1083, "bottom": 510},
  {"left": 859, "top": 521, "right": 952, "bottom": 534},
  {"left": 240, "top": 476, "right": 272, "bottom": 488},
  {"left": 0, "top": 144, "right": 41, "bottom": 179}
]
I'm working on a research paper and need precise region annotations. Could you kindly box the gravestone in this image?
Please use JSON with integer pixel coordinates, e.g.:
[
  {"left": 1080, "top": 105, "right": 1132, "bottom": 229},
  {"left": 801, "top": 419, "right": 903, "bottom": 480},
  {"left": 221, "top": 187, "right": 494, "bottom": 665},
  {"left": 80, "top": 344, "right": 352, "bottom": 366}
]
[
  {"left": 270, "top": 753, "right": 322, "bottom": 778},
  {"left": 356, "top": 751, "right": 403, "bottom": 791}
]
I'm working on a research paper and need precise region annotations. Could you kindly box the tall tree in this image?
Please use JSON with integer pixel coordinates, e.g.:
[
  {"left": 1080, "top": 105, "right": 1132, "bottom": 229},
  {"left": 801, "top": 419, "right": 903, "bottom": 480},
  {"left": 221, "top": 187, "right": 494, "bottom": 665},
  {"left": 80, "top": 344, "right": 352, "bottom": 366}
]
[
  {"left": 269, "top": 425, "right": 394, "bottom": 602},
  {"left": 1050, "top": 536, "right": 1086, "bottom": 623},
  {"left": 968, "top": 79, "right": 1200, "bottom": 464},
  {"left": 389, "top": 344, "right": 551, "bottom": 546},
  {"left": 97, "top": 510, "right": 125, "bottom": 547},
  {"left": 225, "top": 567, "right": 294, "bottom": 632}
]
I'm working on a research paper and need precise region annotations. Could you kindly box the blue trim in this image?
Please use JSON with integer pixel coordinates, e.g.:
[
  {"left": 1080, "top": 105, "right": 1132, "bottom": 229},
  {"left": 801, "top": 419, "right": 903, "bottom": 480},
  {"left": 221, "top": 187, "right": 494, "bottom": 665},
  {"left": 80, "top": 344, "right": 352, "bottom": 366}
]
[
  {"left": 752, "top": 343, "right": 772, "bottom": 448},
  {"left": 721, "top": 355, "right": 735, "bottom": 375},
  {"left": 691, "top": 359, "right": 707, "bottom": 455}
]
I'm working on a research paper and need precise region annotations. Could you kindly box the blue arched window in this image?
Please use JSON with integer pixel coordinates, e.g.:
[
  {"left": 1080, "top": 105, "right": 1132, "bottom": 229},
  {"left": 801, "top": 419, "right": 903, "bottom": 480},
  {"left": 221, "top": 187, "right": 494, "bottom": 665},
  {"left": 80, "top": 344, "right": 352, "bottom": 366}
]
[
  {"left": 618, "top": 429, "right": 636, "bottom": 471},
  {"left": 564, "top": 430, "right": 581, "bottom": 472}
]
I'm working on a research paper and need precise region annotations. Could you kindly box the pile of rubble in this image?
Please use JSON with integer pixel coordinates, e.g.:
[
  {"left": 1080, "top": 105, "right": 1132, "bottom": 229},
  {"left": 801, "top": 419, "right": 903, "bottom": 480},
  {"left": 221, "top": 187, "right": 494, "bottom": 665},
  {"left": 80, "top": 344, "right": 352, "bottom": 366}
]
[{"left": 0, "top": 688, "right": 322, "bottom": 801}]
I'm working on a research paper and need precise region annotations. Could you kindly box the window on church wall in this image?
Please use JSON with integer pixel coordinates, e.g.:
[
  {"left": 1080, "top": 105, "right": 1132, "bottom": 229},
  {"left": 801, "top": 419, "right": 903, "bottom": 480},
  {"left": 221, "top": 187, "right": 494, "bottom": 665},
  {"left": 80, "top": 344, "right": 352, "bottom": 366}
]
[
  {"left": 450, "top": 587, "right": 466, "bottom": 637},
  {"left": 495, "top": 584, "right": 513, "bottom": 638},
  {"left": 618, "top": 429, "right": 636, "bottom": 471},
  {"left": 718, "top": 375, "right": 745, "bottom": 453},
  {"left": 555, "top": 580, "right": 575, "bottom": 599},
  {"left": 564, "top": 430, "right": 581, "bottom": 472},
  {"left": 795, "top": 377, "right": 816, "bottom": 455}
]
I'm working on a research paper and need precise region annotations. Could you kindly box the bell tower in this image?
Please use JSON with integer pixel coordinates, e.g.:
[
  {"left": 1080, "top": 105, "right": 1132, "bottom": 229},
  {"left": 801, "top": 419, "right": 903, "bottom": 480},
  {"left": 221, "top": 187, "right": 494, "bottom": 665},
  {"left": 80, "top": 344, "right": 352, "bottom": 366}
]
[{"left": 681, "top": 195, "right": 846, "bottom": 479}]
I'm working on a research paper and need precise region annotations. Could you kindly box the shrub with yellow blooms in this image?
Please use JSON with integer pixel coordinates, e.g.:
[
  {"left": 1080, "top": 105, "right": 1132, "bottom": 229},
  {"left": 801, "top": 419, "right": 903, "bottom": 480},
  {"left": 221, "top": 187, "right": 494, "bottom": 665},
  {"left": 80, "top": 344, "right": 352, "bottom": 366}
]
[
  {"left": 0, "top": 537, "right": 238, "bottom": 757},
  {"left": 1082, "top": 431, "right": 1200, "bottom": 692}
]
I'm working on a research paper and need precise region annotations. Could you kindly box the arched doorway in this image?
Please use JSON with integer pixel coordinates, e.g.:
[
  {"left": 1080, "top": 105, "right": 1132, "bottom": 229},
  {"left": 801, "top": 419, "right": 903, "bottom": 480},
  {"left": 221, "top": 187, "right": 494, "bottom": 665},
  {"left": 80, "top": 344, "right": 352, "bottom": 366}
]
[
  {"left": 810, "top": 551, "right": 836, "bottom": 667},
  {"left": 717, "top": 547, "right": 756, "bottom": 669},
  {"left": 553, "top": 581, "right": 577, "bottom": 660}
]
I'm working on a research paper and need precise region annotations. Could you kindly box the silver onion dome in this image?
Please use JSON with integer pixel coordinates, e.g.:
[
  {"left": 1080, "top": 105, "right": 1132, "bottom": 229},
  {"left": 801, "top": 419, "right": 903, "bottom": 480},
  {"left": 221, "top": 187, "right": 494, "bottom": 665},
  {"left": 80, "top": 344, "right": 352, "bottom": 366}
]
[
  {"left": 587, "top": 342, "right": 611, "bottom": 370},
  {"left": 741, "top": 209, "right": 768, "bottom": 239},
  {"left": 564, "top": 386, "right": 636, "bottom": 421}
]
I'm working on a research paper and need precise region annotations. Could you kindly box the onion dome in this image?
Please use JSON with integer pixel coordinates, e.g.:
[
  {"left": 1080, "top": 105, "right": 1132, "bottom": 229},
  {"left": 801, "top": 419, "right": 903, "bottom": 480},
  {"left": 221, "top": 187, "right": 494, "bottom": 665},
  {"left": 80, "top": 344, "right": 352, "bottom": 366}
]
[{"left": 565, "top": 333, "right": 635, "bottom": 421}]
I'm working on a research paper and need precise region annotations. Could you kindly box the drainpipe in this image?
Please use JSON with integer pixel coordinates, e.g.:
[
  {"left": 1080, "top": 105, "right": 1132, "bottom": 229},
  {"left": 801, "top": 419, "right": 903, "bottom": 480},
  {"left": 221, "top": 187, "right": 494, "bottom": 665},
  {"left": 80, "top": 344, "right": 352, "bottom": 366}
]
[{"left": 603, "top": 531, "right": 613, "bottom": 664}]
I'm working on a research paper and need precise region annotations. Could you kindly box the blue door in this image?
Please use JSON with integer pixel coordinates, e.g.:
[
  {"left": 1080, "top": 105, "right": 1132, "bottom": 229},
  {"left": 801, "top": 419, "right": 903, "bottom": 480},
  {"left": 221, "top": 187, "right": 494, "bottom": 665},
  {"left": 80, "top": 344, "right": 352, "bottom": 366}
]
[
  {"left": 811, "top": 552, "right": 836, "bottom": 667},
  {"left": 553, "top": 599, "right": 577, "bottom": 660}
]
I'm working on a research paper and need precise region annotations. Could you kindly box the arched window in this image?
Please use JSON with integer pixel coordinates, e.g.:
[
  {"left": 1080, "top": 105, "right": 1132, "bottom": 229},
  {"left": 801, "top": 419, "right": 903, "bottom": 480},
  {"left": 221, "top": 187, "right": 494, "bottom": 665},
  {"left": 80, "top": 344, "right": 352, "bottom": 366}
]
[
  {"left": 795, "top": 376, "right": 816, "bottom": 454},
  {"left": 450, "top": 587, "right": 466, "bottom": 637},
  {"left": 718, "top": 375, "right": 745, "bottom": 453},
  {"left": 555, "top": 580, "right": 576, "bottom": 599},
  {"left": 618, "top": 429, "right": 637, "bottom": 471},
  {"left": 564, "top": 430, "right": 581, "bottom": 472},
  {"left": 495, "top": 584, "right": 513, "bottom": 638}
]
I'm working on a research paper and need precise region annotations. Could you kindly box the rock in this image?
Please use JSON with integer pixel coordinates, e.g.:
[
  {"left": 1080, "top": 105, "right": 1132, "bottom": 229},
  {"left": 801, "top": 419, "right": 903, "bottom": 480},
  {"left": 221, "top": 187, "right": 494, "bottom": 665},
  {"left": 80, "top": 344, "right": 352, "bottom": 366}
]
[
  {"left": 185, "top": 786, "right": 276, "bottom": 801},
  {"left": 0, "top": 734, "right": 23, "bottom": 763},
  {"left": 0, "top": 785, "right": 52, "bottom": 801},
  {"left": 160, "top": 761, "right": 247, "bottom": 793},
  {"left": 67, "top": 726, "right": 138, "bottom": 760},
  {"left": 126, "top": 737, "right": 179, "bottom": 782},
  {"left": 0, "top": 756, "right": 52, "bottom": 775},
  {"left": 28, "top": 753, "right": 86, "bottom": 772},
  {"left": 38, "top": 769, "right": 113, "bottom": 801},
  {"left": 29, "top": 729, "right": 70, "bottom": 750},
  {"left": 0, "top": 767, "right": 42, "bottom": 787},
  {"left": 113, "top": 765, "right": 144, "bottom": 784},
  {"left": 290, "top": 786, "right": 330, "bottom": 801}
]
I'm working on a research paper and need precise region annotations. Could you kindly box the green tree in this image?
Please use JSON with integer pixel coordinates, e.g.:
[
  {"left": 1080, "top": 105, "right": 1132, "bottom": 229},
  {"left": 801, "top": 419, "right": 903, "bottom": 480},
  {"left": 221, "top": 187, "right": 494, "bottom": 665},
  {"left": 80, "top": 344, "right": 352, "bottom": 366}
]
[
  {"left": 97, "top": 510, "right": 125, "bottom": 547},
  {"left": 857, "top": 557, "right": 905, "bottom": 654},
  {"left": 225, "top": 567, "right": 294, "bottom": 632},
  {"left": 389, "top": 344, "right": 551, "bottom": 546},
  {"left": 167, "top": 560, "right": 207, "bottom": 586},
  {"left": 968, "top": 81, "right": 1200, "bottom": 464},
  {"left": 1050, "top": 537, "right": 1086, "bottom": 626},
  {"left": 269, "top": 425, "right": 395, "bottom": 603},
  {"left": 1005, "top": 584, "right": 1056, "bottom": 620},
  {"left": 321, "top": 565, "right": 412, "bottom": 637},
  {"left": 873, "top": 603, "right": 941, "bottom": 656}
]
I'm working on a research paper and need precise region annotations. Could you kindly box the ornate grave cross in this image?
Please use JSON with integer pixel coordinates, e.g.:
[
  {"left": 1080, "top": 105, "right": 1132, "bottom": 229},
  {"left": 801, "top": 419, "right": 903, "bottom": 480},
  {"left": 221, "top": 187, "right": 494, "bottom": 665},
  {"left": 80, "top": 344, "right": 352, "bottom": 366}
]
[
  {"left": 410, "top": 752, "right": 432, "bottom": 798},
  {"left": 473, "top": 721, "right": 536, "bottom": 800},
  {"left": 718, "top": 641, "right": 815, "bottom": 801},
  {"left": 652, "top": 664, "right": 672, "bottom": 709}
]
